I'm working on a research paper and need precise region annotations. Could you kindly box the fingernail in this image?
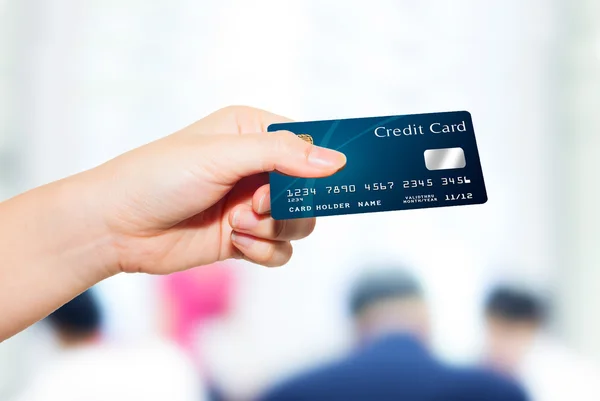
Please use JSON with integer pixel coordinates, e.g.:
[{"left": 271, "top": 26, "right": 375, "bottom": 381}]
[
  {"left": 232, "top": 210, "right": 240, "bottom": 227},
  {"left": 257, "top": 191, "right": 270, "bottom": 214},
  {"left": 231, "top": 232, "right": 255, "bottom": 247},
  {"left": 231, "top": 210, "right": 259, "bottom": 230},
  {"left": 307, "top": 146, "right": 346, "bottom": 168}
]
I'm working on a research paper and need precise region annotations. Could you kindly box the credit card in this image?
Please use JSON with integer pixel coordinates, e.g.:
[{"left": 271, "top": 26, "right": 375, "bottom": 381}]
[{"left": 268, "top": 111, "right": 487, "bottom": 220}]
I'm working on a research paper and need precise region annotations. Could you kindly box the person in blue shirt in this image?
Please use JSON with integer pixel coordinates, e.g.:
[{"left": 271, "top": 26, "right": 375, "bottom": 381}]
[{"left": 260, "top": 268, "right": 529, "bottom": 401}]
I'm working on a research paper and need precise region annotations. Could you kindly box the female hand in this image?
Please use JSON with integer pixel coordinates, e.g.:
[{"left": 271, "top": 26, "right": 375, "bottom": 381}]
[
  {"left": 89, "top": 106, "right": 346, "bottom": 274},
  {"left": 0, "top": 105, "right": 346, "bottom": 340}
]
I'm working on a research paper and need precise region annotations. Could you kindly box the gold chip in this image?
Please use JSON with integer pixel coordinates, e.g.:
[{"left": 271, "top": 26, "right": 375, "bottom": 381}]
[{"left": 297, "top": 134, "right": 313, "bottom": 144}]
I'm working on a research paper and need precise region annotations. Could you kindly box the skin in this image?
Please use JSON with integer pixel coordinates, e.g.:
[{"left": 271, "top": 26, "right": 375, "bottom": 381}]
[
  {"left": 355, "top": 297, "right": 430, "bottom": 345},
  {"left": 0, "top": 106, "right": 347, "bottom": 341},
  {"left": 484, "top": 317, "right": 539, "bottom": 375}
]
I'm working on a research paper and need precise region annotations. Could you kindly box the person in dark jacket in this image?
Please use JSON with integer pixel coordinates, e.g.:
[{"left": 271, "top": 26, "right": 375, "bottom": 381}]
[{"left": 260, "top": 268, "right": 529, "bottom": 401}]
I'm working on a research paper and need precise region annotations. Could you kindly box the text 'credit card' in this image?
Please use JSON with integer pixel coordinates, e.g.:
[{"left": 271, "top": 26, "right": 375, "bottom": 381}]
[{"left": 268, "top": 111, "right": 487, "bottom": 220}]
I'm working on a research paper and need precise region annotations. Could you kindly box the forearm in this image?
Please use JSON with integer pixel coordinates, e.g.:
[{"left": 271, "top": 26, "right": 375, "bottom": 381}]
[{"left": 0, "top": 172, "right": 116, "bottom": 341}]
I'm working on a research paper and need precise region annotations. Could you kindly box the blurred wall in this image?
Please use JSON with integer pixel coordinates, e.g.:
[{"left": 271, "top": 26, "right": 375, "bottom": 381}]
[{"left": 556, "top": 0, "right": 600, "bottom": 362}]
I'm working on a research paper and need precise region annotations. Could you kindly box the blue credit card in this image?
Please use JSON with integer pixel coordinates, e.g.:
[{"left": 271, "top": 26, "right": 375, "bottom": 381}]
[{"left": 268, "top": 111, "right": 487, "bottom": 220}]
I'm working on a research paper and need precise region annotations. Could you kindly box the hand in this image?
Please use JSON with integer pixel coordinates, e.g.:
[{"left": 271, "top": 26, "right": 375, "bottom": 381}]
[{"left": 88, "top": 106, "right": 346, "bottom": 274}]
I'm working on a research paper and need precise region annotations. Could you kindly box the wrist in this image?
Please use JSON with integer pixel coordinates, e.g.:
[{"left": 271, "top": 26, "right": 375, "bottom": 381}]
[
  {"left": 0, "top": 171, "right": 121, "bottom": 340},
  {"left": 37, "top": 171, "right": 120, "bottom": 283}
]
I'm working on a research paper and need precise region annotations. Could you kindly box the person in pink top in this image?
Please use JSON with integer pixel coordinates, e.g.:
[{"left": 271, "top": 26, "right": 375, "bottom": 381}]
[{"left": 161, "top": 262, "right": 235, "bottom": 366}]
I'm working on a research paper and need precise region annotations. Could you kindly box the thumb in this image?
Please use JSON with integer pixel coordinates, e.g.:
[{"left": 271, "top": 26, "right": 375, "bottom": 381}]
[{"left": 214, "top": 130, "right": 347, "bottom": 181}]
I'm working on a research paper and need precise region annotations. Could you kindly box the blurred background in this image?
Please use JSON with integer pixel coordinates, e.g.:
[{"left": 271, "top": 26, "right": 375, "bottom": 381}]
[{"left": 0, "top": 0, "right": 599, "bottom": 400}]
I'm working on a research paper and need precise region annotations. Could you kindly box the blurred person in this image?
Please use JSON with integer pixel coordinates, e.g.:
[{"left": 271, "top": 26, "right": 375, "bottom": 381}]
[
  {"left": 484, "top": 286, "right": 600, "bottom": 401},
  {"left": 10, "top": 289, "right": 208, "bottom": 401},
  {"left": 161, "top": 263, "right": 237, "bottom": 400},
  {"left": 47, "top": 288, "right": 103, "bottom": 347},
  {"left": 260, "top": 268, "right": 528, "bottom": 401},
  {"left": 161, "top": 263, "right": 235, "bottom": 364},
  {"left": 0, "top": 106, "right": 347, "bottom": 341}
]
